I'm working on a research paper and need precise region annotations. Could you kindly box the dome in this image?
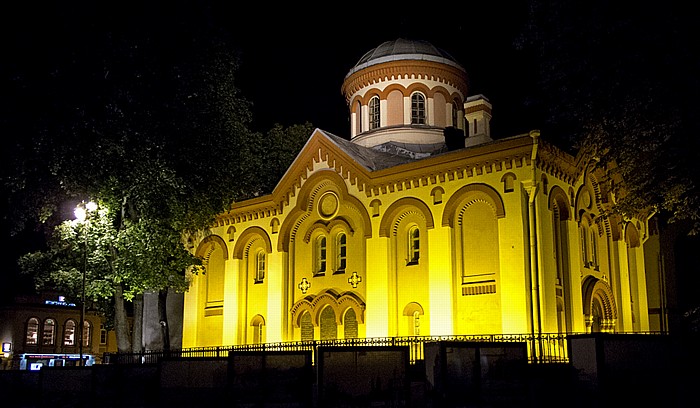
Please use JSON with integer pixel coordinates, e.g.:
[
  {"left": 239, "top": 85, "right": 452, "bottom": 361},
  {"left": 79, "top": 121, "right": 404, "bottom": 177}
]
[{"left": 345, "top": 38, "right": 465, "bottom": 78}]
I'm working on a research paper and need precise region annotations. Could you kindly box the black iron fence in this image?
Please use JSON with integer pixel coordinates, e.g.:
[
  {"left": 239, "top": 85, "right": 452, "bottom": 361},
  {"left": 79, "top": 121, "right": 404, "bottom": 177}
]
[
  {"left": 105, "top": 332, "right": 577, "bottom": 365},
  {"left": 105, "top": 332, "right": 669, "bottom": 366}
]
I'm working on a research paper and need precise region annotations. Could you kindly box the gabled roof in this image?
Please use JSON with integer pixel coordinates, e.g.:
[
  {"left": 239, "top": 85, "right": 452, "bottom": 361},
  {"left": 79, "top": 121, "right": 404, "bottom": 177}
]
[
  {"left": 322, "top": 130, "right": 418, "bottom": 171},
  {"left": 216, "top": 128, "right": 580, "bottom": 227}
]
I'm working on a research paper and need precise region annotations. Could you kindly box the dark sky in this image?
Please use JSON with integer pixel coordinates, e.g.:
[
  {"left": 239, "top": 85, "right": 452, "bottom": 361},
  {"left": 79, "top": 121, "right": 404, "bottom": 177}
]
[
  {"left": 1, "top": 1, "right": 538, "bottom": 302},
  {"left": 223, "top": 3, "right": 538, "bottom": 138}
]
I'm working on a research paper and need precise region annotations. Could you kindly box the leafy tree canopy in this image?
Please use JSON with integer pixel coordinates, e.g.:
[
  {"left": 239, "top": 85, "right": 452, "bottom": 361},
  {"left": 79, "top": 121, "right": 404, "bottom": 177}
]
[
  {"left": 518, "top": 0, "right": 700, "bottom": 232},
  {"left": 1, "top": 2, "right": 317, "bottom": 350}
]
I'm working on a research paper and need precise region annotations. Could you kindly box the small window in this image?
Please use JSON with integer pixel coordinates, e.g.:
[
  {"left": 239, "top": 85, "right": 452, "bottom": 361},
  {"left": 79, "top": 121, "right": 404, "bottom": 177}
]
[
  {"left": 336, "top": 233, "right": 347, "bottom": 273},
  {"left": 26, "top": 317, "right": 39, "bottom": 345},
  {"left": 589, "top": 229, "right": 599, "bottom": 269},
  {"left": 255, "top": 250, "right": 266, "bottom": 283},
  {"left": 408, "top": 226, "right": 420, "bottom": 265},
  {"left": 64, "top": 319, "right": 77, "bottom": 346},
  {"left": 411, "top": 93, "right": 426, "bottom": 124},
  {"left": 82, "top": 320, "right": 92, "bottom": 347},
  {"left": 413, "top": 311, "right": 421, "bottom": 336},
  {"left": 369, "top": 96, "right": 380, "bottom": 130},
  {"left": 315, "top": 235, "right": 327, "bottom": 275},
  {"left": 42, "top": 318, "right": 56, "bottom": 346},
  {"left": 100, "top": 324, "right": 107, "bottom": 345}
]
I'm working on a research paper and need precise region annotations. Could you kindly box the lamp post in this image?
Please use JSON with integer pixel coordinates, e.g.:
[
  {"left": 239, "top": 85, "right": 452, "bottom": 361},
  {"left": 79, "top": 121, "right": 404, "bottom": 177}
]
[{"left": 74, "top": 201, "right": 97, "bottom": 367}]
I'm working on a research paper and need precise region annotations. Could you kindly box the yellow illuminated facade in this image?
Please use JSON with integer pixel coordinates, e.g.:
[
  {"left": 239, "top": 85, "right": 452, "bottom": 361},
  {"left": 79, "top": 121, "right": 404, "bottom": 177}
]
[{"left": 182, "top": 39, "right": 660, "bottom": 348}]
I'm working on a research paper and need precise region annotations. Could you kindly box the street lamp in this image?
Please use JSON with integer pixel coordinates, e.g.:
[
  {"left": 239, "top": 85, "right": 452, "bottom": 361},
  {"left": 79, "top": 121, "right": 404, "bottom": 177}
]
[{"left": 74, "top": 200, "right": 97, "bottom": 367}]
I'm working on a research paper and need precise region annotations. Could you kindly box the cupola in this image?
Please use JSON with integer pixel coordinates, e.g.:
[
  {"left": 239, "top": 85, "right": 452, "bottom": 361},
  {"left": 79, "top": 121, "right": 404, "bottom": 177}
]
[{"left": 341, "top": 38, "right": 469, "bottom": 152}]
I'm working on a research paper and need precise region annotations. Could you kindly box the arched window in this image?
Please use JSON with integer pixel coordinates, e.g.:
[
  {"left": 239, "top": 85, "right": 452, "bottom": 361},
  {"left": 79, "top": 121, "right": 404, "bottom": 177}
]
[
  {"left": 411, "top": 93, "right": 426, "bottom": 124},
  {"left": 369, "top": 96, "right": 380, "bottom": 130},
  {"left": 335, "top": 233, "right": 347, "bottom": 273},
  {"left": 42, "top": 318, "right": 56, "bottom": 346},
  {"left": 315, "top": 235, "right": 327, "bottom": 275},
  {"left": 251, "top": 315, "right": 265, "bottom": 344},
  {"left": 412, "top": 310, "right": 421, "bottom": 336},
  {"left": 26, "top": 317, "right": 39, "bottom": 345},
  {"left": 300, "top": 312, "right": 314, "bottom": 341},
  {"left": 82, "top": 320, "right": 92, "bottom": 347},
  {"left": 589, "top": 228, "right": 599, "bottom": 270},
  {"left": 255, "top": 250, "right": 266, "bottom": 283},
  {"left": 319, "top": 306, "right": 337, "bottom": 340},
  {"left": 408, "top": 226, "right": 420, "bottom": 265},
  {"left": 344, "top": 308, "right": 358, "bottom": 339},
  {"left": 580, "top": 223, "right": 589, "bottom": 266},
  {"left": 64, "top": 319, "right": 77, "bottom": 346}
]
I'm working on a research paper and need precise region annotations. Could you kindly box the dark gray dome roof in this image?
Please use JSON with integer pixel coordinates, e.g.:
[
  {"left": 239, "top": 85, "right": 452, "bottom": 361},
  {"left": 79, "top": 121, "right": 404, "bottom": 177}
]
[{"left": 346, "top": 38, "right": 465, "bottom": 78}]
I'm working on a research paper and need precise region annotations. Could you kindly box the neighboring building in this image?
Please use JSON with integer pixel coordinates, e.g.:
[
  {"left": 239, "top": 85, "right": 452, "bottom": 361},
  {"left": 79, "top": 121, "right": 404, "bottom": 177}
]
[
  {"left": 181, "top": 38, "right": 667, "bottom": 351},
  {"left": 0, "top": 291, "right": 117, "bottom": 369}
]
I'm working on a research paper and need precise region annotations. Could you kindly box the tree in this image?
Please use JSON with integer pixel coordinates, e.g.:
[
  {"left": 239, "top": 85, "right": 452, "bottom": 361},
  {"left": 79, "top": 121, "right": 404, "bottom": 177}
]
[
  {"left": 518, "top": 0, "right": 700, "bottom": 232},
  {"left": 1, "top": 3, "right": 261, "bottom": 352},
  {"left": 517, "top": 0, "right": 700, "bottom": 331}
]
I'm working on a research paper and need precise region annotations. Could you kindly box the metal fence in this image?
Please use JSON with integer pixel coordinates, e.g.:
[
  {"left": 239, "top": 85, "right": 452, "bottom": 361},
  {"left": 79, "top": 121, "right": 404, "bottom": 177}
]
[{"left": 105, "top": 332, "right": 575, "bottom": 365}]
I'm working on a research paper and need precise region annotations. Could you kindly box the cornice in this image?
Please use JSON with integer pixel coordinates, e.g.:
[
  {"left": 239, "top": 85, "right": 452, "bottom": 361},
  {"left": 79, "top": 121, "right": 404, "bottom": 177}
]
[
  {"left": 213, "top": 133, "right": 586, "bottom": 228},
  {"left": 341, "top": 60, "right": 468, "bottom": 102},
  {"left": 535, "top": 139, "right": 578, "bottom": 185}
]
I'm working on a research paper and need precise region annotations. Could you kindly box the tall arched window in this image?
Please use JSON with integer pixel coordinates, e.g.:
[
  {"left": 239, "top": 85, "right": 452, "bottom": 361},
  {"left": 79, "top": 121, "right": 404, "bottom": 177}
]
[
  {"left": 589, "top": 228, "right": 599, "bottom": 270},
  {"left": 335, "top": 233, "right": 347, "bottom": 273},
  {"left": 82, "top": 320, "right": 92, "bottom": 347},
  {"left": 412, "top": 311, "right": 421, "bottom": 336},
  {"left": 251, "top": 315, "right": 265, "bottom": 344},
  {"left": 42, "top": 318, "right": 56, "bottom": 346},
  {"left": 26, "top": 317, "right": 39, "bottom": 345},
  {"left": 63, "top": 319, "right": 77, "bottom": 346},
  {"left": 369, "top": 96, "right": 380, "bottom": 130},
  {"left": 255, "top": 249, "right": 266, "bottom": 283},
  {"left": 300, "top": 312, "right": 314, "bottom": 341},
  {"left": 580, "top": 224, "right": 589, "bottom": 267},
  {"left": 411, "top": 93, "right": 426, "bottom": 124},
  {"left": 344, "top": 308, "right": 358, "bottom": 339},
  {"left": 315, "top": 235, "right": 327, "bottom": 275},
  {"left": 408, "top": 226, "right": 420, "bottom": 265},
  {"left": 319, "top": 306, "right": 337, "bottom": 340}
]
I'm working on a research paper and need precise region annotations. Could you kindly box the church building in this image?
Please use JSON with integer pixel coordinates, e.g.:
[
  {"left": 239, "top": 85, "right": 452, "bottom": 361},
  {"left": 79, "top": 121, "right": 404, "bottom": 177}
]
[{"left": 181, "top": 39, "right": 663, "bottom": 350}]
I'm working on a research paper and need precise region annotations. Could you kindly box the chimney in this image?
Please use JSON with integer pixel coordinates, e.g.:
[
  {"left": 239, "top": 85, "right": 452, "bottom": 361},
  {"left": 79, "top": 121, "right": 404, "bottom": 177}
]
[{"left": 464, "top": 94, "right": 493, "bottom": 147}]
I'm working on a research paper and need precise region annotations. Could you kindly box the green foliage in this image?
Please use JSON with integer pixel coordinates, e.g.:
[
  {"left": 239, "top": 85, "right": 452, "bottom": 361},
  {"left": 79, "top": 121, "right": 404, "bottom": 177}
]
[
  {"left": 245, "top": 122, "right": 316, "bottom": 197},
  {"left": 518, "top": 0, "right": 700, "bottom": 233}
]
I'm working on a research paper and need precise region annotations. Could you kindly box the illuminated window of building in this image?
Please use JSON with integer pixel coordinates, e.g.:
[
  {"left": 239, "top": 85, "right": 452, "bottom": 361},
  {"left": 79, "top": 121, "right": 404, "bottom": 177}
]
[
  {"left": 407, "top": 226, "right": 420, "bottom": 265},
  {"left": 100, "top": 324, "right": 107, "bottom": 345},
  {"left": 589, "top": 228, "right": 599, "bottom": 270},
  {"left": 412, "top": 311, "right": 421, "bottom": 336},
  {"left": 369, "top": 96, "right": 380, "bottom": 130},
  {"left": 64, "top": 319, "right": 76, "bottom": 346},
  {"left": 344, "top": 308, "right": 358, "bottom": 339},
  {"left": 251, "top": 315, "right": 265, "bottom": 344},
  {"left": 315, "top": 235, "right": 327, "bottom": 275},
  {"left": 319, "top": 306, "right": 337, "bottom": 340},
  {"left": 82, "top": 320, "right": 92, "bottom": 347},
  {"left": 26, "top": 317, "right": 39, "bottom": 345},
  {"left": 300, "top": 312, "right": 314, "bottom": 341},
  {"left": 355, "top": 100, "right": 362, "bottom": 133},
  {"left": 580, "top": 224, "right": 589, "bottom": 267},
  {"left": 42, "top": 318, "right": 56, "bottom": 346},
  {"left": 411, "top": 93, "right": 426, "bottom": 124},
  {"left": 255, "top": 250, "right": 266, "bottom": 283},
  {"left": 335, "top": 233, "right": 347, "bottom": 273}
]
